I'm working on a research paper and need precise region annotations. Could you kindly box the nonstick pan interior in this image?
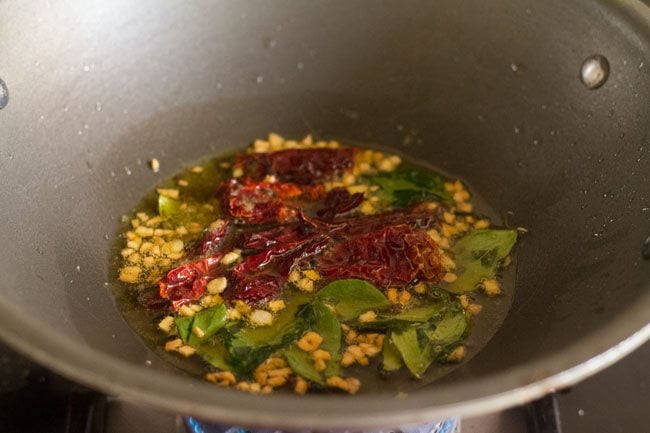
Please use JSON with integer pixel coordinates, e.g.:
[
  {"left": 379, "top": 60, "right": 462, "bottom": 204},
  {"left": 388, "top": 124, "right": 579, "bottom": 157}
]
[{"left": 0, "top": 0, "right": 648, "bottom": 428}]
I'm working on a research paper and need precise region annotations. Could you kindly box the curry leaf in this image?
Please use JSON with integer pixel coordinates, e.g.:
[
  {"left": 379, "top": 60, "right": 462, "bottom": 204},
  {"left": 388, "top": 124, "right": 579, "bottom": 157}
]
[
  {"left": 198, "top": 338, "right": 231, "bottom": 371},
  {"left": 424, "top": 305, "right": 469, "bottom": 363},
  {"left": 386, "top": 300, "right": 468, "bottom": 377},
  {"left": 315, "top": 279, "right": 390, "bottom": 321},
  {"left": 226, "top": 294, "right": 311, "bottom": 375},
  {"left": 392, "top": 189, "right": 447, "bottom": 208},
  {"left": 230, "top": 294, "right": 310, "bottom": 347},
  {"left": 449, "top": 229, "right": 517, "bottom": 293},
  {"left": 158, "top": 195, "right": 181, "bottom": 220},
  {"left": 391, "top": 327, "right": 433, "bottom": 378},
  {"left": 175, "top": 305, "right": 228, "bottom": 346},
  {"left": 285, "top": 302, "right": 342, "bottom": 382},
  {"left": 423, "top": 307, "right": 469, "bottom": 345},
  {"left": 158, "top": 194, "right": 215, "bottom": 227},
  {"left": 366, "top": 167, "right": 452, "bottom": 207},
  {"left": 393, "top": 304, "right": 447, "bottom": 322},
  {"left": 226, "top": 344, "right": 279, "bottom": 377},
  {"left": 355, "top": 302, "right": 448, "bottom": 330},
  {"left": 188, "top": 304, "right": 227, "bottom": 346},
  {"left": 174, "top": 316, "right": 193, "bottom": 344},
  {"left": 285, "top": 346, "right": 323, "bottom": 384},
  {"left": 312, "top": 303, "right": 343, "bottom": 376},
  {"left": 382, "top": 335, "right": 403, "bottom": 371}
]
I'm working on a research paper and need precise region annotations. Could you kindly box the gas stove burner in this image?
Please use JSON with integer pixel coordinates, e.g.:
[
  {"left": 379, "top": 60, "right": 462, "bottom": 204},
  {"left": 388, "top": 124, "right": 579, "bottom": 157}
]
[{"left": 184, "top": 417, "right": 460, "bottom": 433}]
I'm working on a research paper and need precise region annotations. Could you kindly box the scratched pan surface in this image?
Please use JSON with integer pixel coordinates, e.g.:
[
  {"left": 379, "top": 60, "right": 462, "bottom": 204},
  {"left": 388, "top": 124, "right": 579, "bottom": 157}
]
[{"left": 0, "top": 0, "right": 648, "bottom": 429}]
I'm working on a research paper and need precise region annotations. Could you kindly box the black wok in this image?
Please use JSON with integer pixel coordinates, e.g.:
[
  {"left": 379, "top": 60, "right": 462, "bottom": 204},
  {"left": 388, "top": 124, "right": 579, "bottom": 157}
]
[{"left": 0, "top": 0, "right": 648, "bottom": 429}]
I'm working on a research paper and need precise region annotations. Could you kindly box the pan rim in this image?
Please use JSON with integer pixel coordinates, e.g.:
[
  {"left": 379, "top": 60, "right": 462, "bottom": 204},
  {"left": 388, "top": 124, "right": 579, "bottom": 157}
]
[{"left": 0, "top": 289, "right": 647, "bottom": 429}]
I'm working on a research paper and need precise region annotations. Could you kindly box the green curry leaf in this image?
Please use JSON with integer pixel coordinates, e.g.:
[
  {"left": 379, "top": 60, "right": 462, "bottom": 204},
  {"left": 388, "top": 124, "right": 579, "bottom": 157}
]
[
  {"left": 188, "top": 304, "right": 227, "bottom": 346},
  {"left": 449, "top": 229, "right": 517, "bottom": 293},
  {"left": 158, "top": 194, "right": 215, "bottom": 227},
  {"left": 175, "top": 305, "right": 228, "bottom": 347},
  {"left": 423, "top": 307, "right": 469, "bottom": 345},
  {"left": 231, "top": 294, "right": 310, "bottom": 347},
  {"left": 313, "top": 303, "right": 343, "bottom": 376},
  {"left": 315, "top": 279, "right": 390, "bottom": 321},
  {"left": 387, "top": 299, "right": 468, "bottom": 377},
  {"left": 365, "top": 167, "right": 452, "bottom": 207},
  {"left": 382, "top": 335, "right": 404, "bottom": 371},
  {"left": 285, "top": 302, "right": 342, "bottom": 382},
  {"left": 285, "top": 346, "right": 323, "bottom": 384},
  {"left": 158, "top": 195, "right": 181, "bottom": 220},
  {"left": 225, "top": 294, "right": 311, "bottom": 376},
  {"left": 174, "top": 316, "right": 194, "bottom": 344},
  {"left": 198, "top": 338, "right": 231, "bottom": 371},
  {"left": 355, "top": 302, "right": 448, "bottom": 330},
  {"left": 391, "top": 327, "right": 433, "bottom": 378}
]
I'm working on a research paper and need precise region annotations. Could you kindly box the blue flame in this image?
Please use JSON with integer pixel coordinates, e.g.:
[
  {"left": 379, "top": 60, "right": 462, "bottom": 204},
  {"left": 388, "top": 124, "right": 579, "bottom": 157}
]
[
  {"left": 184, "top": 417, "right": 459, "bottom": 433},
  {"left": 186, "top": 417, "right": 250, "bottom": 433}
]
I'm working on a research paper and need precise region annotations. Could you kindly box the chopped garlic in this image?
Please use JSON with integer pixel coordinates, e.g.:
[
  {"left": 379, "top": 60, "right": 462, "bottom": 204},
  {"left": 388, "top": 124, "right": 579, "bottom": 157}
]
[
  {"left": 192, "top": 326, "right": 205, "bottom": 338},
  {"left": 447, "top": 345, "right": 467, "bottom": 363},
  {"left": 249, "top": 310, "right": 274, "bottom": 326},
  {"left": 481, "top": 278, "right": 502, "bottom": 297},
  {"left": 178, "top": 305, "right": 195, "bottom": 317},
  {"left": 267, "top": 300, "right": 286, "bottom": 312},
  {"left": 221, "top": 250, "right": 242, "bottom": 265},
  {"left": 207, "top": 277, "right": 228, "bottom": 294},
  {"left": 177, "top": 345, "right": 196, "bottom": 357},
  {"left": 119, "top": 266, "right": 141, "bottom": 283},
  {"left": 443, "top": 272, "right": 458, "bottom": 283},
  {"left": 253, "top": 139, "right": 271, "bottom": 152},
  {"left": 135, "top": 226, "right": 154, "bottom": 237},
  {"left": 358, "top": 311, "right": 377, "bottom": 323},
  {"left": 302, "top": 269, "right": 321, "bottom": 281},
  {"left": 297, "top": 332, "right": 323, "bottom": 352},
  {"left": 158, "top": 316, "right": 175, "bottom": 333},
  {"left": 149, "top": 158, "right": 160, "bottom": 173},
  {"left": 268, "top": 133, "right": 284, "bottom": 147},
  {"left": 157, "top": 188, "right": 180, "bottom": 200},
  {"left": 295, "top": 278, "right": 314, "bottom": 292},
  {"left": 474, "top": 219, "right": 491, "bottom": 229},
  {"left": 165, "top": 338, "right": 183, "bottom": 351}
]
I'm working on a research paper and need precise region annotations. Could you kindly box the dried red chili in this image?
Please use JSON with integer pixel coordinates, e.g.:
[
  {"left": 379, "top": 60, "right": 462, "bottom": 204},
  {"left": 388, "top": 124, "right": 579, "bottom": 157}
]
[
  {"left": 138, "top": 286, "right": 171, "bottom": 310},
  {"left": 225, "top": 206, "right": 445, "bottom": 302},
  {"left": 316, "top": 187, "right": 364, "bottom": 221},
  {"left": 303, "top": 207, "right": 441, "bottom": 237},
  {"left": 236, "top": 148, "right": 357, "bottom": 184},
  {"left": 226, "top": 235, "right": 329, "bottom": 303},
  {"left": 314, "top": 225, "right": 443, "bottom": 287},
  {"left": 227, "top": 274, "right": 283, "bottom": 304},
  {"left": 223, "top": 178, "right": 324, "bottom": 224},
  {"left": 239, "top": 222, "right": 309, "bottom": 250},
  {"left": 188, "top": 220, "right": 232, "bottom": 257},
  {"left": 158, "top": 254, "right": 224, "bottom": 310},
  {"left": 158, "top": 204, "right": 444, "bottom": 307},
  {"left": 235, "top": 235, "right": 318, "bottom": 272}
]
